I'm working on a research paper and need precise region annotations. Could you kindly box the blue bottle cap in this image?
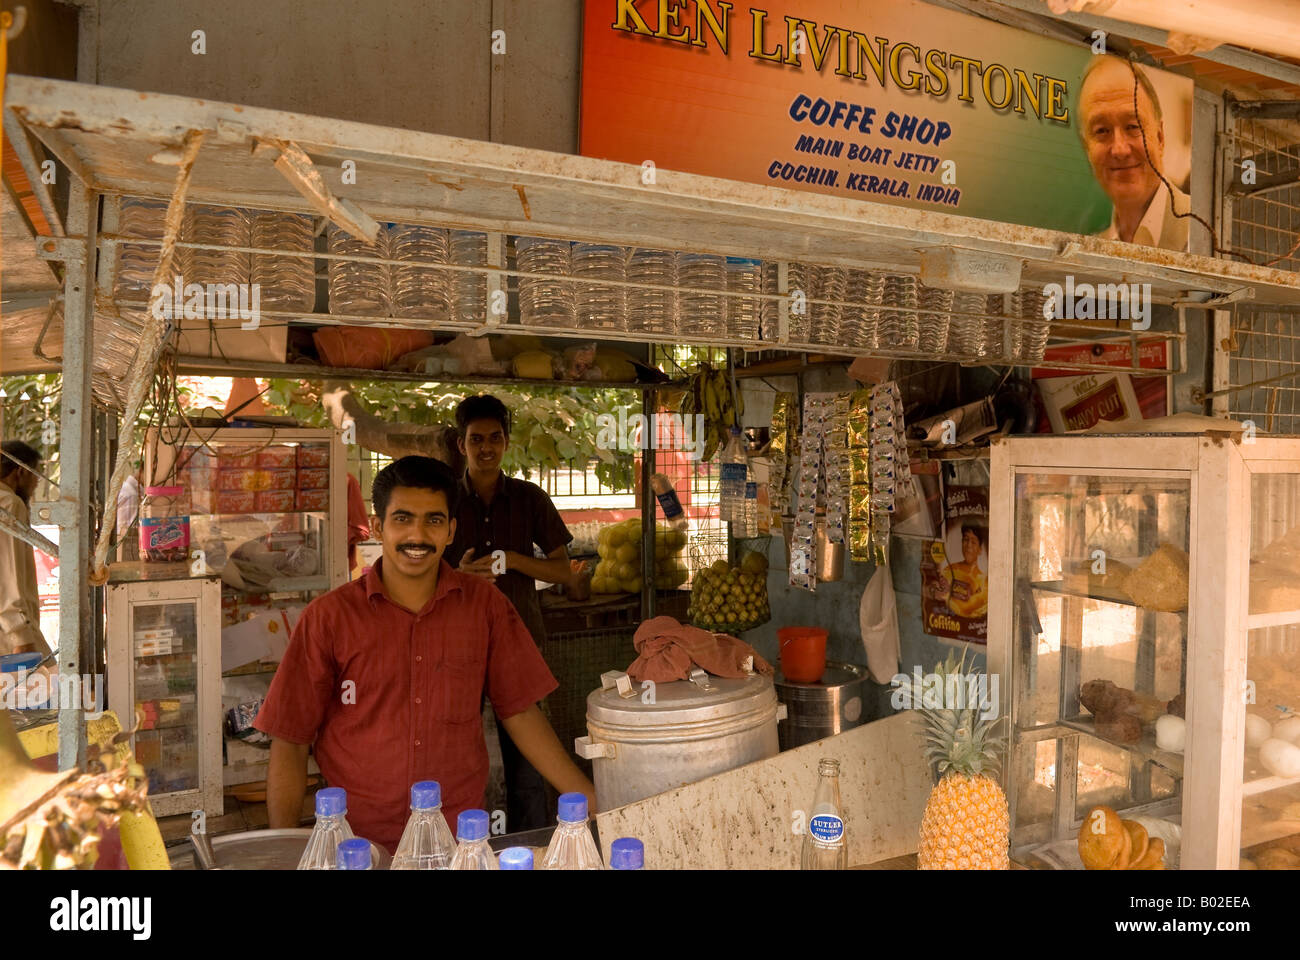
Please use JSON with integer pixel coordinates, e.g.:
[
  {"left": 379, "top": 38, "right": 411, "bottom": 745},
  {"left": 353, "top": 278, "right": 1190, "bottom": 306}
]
[
  {"left": 336, "top": 838, "right": 371, "bottom": 870},
  {"left": 457, "top": 809, "right": 489, "bottom": 842},
  {"left": 498, "top": 846, "right": 534, "bottom": 870},
  {"left": 410, "top": 781, "right": 441, "bottom": 809},
  {"left": 610, "top": 837, "right": 644, "bottom": 870},
  {"left": 557, "top": 792, "right": 588, "bottom": 823},
  {"left": 314, "top": 787, "right": 346, "bottom": 818}
]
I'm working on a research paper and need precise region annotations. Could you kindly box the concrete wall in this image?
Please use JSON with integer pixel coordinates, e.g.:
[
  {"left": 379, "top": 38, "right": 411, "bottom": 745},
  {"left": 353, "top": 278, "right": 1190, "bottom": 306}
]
[{"left": 86, "top": 0, "right": 582, "bottom": 153}]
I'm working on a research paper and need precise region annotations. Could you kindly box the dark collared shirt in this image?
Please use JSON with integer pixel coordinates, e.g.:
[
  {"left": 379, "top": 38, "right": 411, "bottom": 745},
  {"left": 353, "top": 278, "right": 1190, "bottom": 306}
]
[
  {"left": 447, "top": 473, "right": 572, "bottom": 644},
  {"left": 254, "top": 559, "right": 557, "bottom": 850}
]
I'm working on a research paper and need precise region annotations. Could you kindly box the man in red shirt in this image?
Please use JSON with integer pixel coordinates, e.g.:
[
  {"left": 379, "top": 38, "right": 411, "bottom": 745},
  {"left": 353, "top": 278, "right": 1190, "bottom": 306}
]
[{"left": 256, "top": 456, "right": 594, "bottom": 850}]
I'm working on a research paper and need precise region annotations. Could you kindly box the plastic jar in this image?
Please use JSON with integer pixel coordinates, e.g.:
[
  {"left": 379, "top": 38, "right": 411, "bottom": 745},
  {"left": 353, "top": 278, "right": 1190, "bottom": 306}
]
[{"left": 139, "top": 485, "right": 191, "bottom": 563}]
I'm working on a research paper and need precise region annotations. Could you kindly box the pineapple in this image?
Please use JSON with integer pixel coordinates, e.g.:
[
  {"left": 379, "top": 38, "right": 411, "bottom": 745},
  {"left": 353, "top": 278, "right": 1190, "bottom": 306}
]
[{"left": 903, "top": 651, "right": 1010, "bottom": 870}]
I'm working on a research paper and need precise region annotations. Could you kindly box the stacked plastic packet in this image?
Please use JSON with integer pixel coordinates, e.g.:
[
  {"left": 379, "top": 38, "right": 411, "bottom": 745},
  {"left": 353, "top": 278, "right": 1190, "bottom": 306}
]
[
  {"left": 984, "top": 294, "right": 1008, "bottom": 359},
  {"left": 810, "top": 264, "right": 847, "bottom": 347},
  {"left": 847, "top": 390, "right": 873, "bottom": 563},
  {"left": 761, "top": 261, "right": 812, "bottom": 343},
  {"left": 917, "top": 284, "right": 954, "bottom": 354},
  {"left": 948, "top": 291, "right": 989, "bottom": 358},
  {"left": 769, "top": 392, "right": 798, "bottom": 516},
  {"left": 879, "top": 274, "right": 919, "bottom": 349},
  {"left": 1012, "top": 288, "right": 1053, "bottom": 362},
  {"left": 788, "top": 393, "right": 849, "bottom": 592},
  {"left": 844, "top": 269, "right": 883, "bottom": 351},
  {"left": 868, "top": 381, "right": 910, "bottom": 565},
  {"left": 823, "top": 393, "right": 851, "bottom": 545}
]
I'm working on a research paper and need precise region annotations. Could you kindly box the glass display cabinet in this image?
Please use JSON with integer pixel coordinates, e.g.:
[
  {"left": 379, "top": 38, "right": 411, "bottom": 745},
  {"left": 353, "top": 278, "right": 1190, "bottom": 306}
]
[
  {"left": 107, "top": 570, "right": 224, "bottom": 817},
  {"left": 989, "top": 434, "right": 1300, "bottom": 870}
]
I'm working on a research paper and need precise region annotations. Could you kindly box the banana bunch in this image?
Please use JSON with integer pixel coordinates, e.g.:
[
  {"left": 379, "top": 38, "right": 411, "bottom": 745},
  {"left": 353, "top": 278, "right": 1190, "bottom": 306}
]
[{"left": 678, "top": 363, "right": 744, "bottom": 462}]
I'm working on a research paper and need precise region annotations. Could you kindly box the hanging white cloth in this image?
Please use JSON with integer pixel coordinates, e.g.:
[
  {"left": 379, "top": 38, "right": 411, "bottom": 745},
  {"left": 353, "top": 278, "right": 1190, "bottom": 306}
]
[{"left": 859, "top": 565, "right": 900, "bottom": 685}]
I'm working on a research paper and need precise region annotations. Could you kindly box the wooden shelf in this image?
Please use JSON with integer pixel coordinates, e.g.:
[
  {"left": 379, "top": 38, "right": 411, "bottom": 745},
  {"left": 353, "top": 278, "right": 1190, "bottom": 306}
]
[
  {"left": 1031, "top": 579, "right": 1186, "bottom": 614},
  {"left": 1247, "top": 609, "right": 1300, "bottom": 630},
  {"left": 1242, "top": 772, "right": 1300, "bottom": 797}
]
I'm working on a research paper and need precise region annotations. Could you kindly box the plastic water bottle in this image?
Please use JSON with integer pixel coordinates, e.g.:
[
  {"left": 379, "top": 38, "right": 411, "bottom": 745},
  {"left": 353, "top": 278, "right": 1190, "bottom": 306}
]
[
  {"left": 450, "top": 230, "right": 489, "bottom": 324},
  {"left": 918, "top": 284, "right": 954, "bottom": 354},
  {"left": 610, "top": 837, "right": 644, "bottom": 870},
  {"left": 650, "top": 473, "right": 689, "bottom": 533},
  {"left": 801, "top": 758, "right": 847, "bottom": 870},
  {"left": 678, "top": 253, "right": 726, "bottom": 337},
  {"left": 515, "top": 236, "right": 574, "bottom": 327},
  {"left": 116, "top": 198, "right": 171, "bottom": 299},
  {"left": 743, "top": 471, "right": 759, "bottom": 539},
  {"left": 718, "top": 427, "right": 747, "bottom": 530},
  {"left": 251, "top": 210, "right": 316, "bottom": 312},
  {"left": 449, "top": 809, "right": 498, "bottom": 870},
  {"left": 627, "top": 248, "right": 677, "bottom": 335},
  {"left": 336, "top": 838, "right": 372, "bottom": 871},
  {"left": 327, "top": 221, "right": 390, "bottom": 316},
  {"left": 811, "top": 265, "right": 847, "bottom": 346},
  {"left": 880, "top": 274, "right": 919, "bottom": 349},
  {"left": 297, "top": 787, "right": 355, "bottom": 870},
  {"left": 725, "top": 257, "right": 761, "bottom": 341},
  {"left": 573, "top": 242, "right": 627, "bottom": 331},
  {"left": 391, "top": 223, "right": 451, "bottom": 321},
  {"left": 499, "top": 846, "right": 534, "bottom": 870},
  {"left": 390, "top": 780, "right": 457, "bottom": 870},
  {"left": 539, "top": 793, "right": 604, "bottom": 869},
  {"left": 184, "top": 203, "right": 251, "bottom": 289}
]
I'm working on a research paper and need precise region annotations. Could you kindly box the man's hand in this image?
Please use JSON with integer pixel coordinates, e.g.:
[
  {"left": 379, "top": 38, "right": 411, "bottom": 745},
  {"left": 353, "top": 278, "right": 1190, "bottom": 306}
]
[
  {"left": 499, "top": 705, "right": 597, "bottom": 808},
  {"left": 266, "top": 738, "right": 311, "bottom": 829},
  {"left": 457, "top": 548, "right": 497, "bottom": 583}
]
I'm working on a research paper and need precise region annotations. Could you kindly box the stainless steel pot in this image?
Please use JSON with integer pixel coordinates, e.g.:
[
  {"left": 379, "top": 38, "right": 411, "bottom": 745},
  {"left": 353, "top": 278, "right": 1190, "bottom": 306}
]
[
  {"left": 774, "top": 661, "right": 870, "bottom": 751},
  {"left": 170, "top": 828, "right": 391, "bottom": 870},
  {"left": 575, "top": 669, "right": 785, "bottom": 810}
]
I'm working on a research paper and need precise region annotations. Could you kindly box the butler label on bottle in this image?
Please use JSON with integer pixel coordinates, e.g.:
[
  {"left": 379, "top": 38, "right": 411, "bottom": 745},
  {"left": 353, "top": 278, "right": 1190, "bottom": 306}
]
[{"left": 809, "top": 814, "right": 845, "bottom": 843}]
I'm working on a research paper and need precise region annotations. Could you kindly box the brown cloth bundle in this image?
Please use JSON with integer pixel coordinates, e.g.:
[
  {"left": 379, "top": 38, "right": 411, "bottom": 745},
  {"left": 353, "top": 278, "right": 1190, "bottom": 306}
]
[{"left": 627, "top": 616, "right": 774, "bottom": 683}]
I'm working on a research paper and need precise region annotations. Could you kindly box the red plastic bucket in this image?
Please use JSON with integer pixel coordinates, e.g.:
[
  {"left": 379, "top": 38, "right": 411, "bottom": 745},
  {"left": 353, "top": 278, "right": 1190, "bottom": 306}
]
[{"left": 778, "top": 627, "right": 828, "bottom": 684}]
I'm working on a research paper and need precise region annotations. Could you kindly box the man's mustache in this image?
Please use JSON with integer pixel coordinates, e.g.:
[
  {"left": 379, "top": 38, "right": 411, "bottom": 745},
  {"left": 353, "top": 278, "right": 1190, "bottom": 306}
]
[{"left": 397, "top": 543, "right": 437, "bottom": 551}]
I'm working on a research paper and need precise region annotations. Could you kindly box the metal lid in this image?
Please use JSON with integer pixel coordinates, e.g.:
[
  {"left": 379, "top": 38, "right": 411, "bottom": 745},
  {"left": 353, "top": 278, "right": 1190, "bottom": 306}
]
[
  {"left": 774, "top": 661, "right": 870, "bottom": 689},
  {"left": 586, "top": 672, "right": 777, "bottom": 727}
]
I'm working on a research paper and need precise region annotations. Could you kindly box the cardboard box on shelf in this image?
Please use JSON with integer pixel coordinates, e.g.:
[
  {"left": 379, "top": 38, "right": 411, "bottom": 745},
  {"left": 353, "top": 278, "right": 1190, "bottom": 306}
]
[
  {"left": 220, "top": 468, "right": 296, "bottom": 491},
  {"left": 254, "top": 489, "right": 296, "bottom": 512},
  {"left": 296, "top": 444, "right": 330, "bottom": 467},
  {"left": 215, "top": 490, "right": 256, "bottom": 514},
  {"left": 256, "top": 446, "right": 299, "bottom": 469},
  {"left": 295, "top": 489, "right": 329, "bottom": 511},
  {"left": 295, "top": 467, "right": 329, "bottom": 490}
]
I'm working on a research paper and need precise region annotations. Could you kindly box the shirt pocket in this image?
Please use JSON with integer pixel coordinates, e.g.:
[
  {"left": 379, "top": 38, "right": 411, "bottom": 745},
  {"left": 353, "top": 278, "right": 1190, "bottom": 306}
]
[{"left": 439, "top": 653, "right": 486, "bottom": 724}]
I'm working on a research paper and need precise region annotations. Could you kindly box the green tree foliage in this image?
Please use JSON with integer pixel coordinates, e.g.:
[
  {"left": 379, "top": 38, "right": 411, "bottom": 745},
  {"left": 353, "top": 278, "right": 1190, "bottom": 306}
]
[{"left": 262, "top": 378, "right": 639, "bottom": 490}]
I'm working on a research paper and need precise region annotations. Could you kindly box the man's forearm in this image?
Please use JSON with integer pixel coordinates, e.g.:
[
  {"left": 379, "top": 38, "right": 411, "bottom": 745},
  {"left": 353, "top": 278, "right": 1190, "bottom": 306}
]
[
  {"left": 266, "top": 738, "right": 310, "bottom": 828},
  {"left": 507, "top": 552, "right": 571, "bottom": 585},
  {"left": 500, "top": 705, "right": 597, "bottom": 807}
]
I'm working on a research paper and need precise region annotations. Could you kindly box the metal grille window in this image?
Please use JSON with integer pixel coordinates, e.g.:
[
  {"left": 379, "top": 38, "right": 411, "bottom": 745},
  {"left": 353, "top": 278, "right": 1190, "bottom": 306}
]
[{"left": 1217, "top": 101, "right": 1300, "bottom": 430}]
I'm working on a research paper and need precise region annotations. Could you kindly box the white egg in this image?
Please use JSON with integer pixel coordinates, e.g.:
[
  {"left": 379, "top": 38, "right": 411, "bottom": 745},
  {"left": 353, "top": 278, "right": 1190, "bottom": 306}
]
[
  {"left": 1246, "top": 714, "right": 1273, "bottom": 748},
  {"left": 1259, "top": 738, "right": 1300, "bottom": 779},
  {"left": 1273, "top": 716, "right": 1300, "bottom": 745},
  {"left": 1156, "top": 714, "right": 1186, "bottom": 753}
]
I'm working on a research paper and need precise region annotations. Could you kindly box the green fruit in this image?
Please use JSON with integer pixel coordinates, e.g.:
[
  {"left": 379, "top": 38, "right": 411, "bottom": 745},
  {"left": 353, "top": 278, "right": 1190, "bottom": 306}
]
[{"left": 616, "top": 543, "right": 638, "bottom": 564}]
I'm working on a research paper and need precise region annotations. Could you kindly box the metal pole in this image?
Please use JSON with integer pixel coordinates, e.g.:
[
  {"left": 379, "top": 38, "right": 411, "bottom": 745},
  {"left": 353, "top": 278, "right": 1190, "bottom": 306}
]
[
  {"left": 640, "top": 390, "right": 656, "bottom": 621},
  {"left": 56, "top": 185, "right": 97, "bottom": 771}
]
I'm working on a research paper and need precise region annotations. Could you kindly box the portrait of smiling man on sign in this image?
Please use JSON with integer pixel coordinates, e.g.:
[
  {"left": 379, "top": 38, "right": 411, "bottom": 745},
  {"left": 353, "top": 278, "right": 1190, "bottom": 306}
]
[{"left": 1077, "top": 55, "right": 1192, "bottom": 251}]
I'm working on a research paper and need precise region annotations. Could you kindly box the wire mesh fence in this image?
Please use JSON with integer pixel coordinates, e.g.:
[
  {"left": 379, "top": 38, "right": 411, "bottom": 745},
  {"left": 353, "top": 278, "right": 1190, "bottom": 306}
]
[{"left": 1222, "top": 103, "right": 1300, "bottom": 431}]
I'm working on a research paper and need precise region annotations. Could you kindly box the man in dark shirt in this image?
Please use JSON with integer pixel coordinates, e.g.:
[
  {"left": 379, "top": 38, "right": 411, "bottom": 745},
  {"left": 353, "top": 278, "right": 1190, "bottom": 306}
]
[{"left": 446, "top": 395, "right": 573, "bottom": 832}]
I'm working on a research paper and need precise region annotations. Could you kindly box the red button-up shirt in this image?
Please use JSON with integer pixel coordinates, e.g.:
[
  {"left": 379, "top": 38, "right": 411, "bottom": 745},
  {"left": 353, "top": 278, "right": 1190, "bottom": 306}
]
[{"left": 254, "top": 559, "right": 557, "bottom": 851}]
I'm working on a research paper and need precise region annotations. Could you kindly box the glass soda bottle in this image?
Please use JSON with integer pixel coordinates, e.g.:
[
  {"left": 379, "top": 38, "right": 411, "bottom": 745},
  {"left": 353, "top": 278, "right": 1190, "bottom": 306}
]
[
  {"left": 297, "top": 788, "right": 355, "bottom": 870},
  {"left": 610, "top": 837, "right": 644, "bottom": 870},
  {"left": 801, "top": 758, "right": 847, "bottom": 869},
  {"left": 336, "top": 838, "right": 372, "bottom": 871},
  {"left": 390, "top": 780, "right": 457, "bottom": 870},
  {"left": 538, "top": 793, "right": 604, "bottom": 870},
  {"left": 449, "top": 809, "right": 498, "bottom": 870},
  {"left": 498, "top": 846, "right": 534, "bottom": 870},
  {"left": 650, "top": 473, "right": 688, "bottom": 533}
]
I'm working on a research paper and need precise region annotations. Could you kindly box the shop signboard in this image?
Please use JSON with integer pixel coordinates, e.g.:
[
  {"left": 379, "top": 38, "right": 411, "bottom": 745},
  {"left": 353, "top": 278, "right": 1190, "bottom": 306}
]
[{"left": 581, "top": 0, "right": 1195, "bottom": 249}]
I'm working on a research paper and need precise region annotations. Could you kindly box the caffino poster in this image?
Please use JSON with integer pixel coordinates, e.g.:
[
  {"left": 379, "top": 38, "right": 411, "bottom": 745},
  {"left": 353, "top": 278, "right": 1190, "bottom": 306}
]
[
  {"left": 921, "top": 483, "right": 989, "bottom": 645},
  {"left": 580, "top": 0, "right": 1194, "bottom": 247}
]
